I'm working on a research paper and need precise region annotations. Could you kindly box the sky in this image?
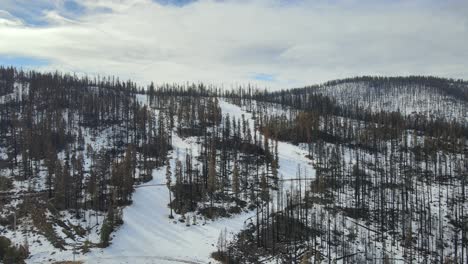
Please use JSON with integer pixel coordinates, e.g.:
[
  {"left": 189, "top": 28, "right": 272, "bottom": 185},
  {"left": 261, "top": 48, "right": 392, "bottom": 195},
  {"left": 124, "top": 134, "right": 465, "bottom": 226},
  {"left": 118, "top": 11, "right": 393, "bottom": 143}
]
[{"left": 0, "top": 0, "right": 467, "bottom": 89}]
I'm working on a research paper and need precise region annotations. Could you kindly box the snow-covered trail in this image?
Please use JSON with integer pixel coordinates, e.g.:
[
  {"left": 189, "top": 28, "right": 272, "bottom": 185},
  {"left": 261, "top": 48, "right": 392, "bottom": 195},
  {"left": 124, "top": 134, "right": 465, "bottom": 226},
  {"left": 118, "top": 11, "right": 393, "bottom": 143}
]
[
  {"left": 80, "top": 98, "right": 316, "bottom": 264},
  {"left": 86, "top": 134, "right": 253, "bottom": 264},
  {"left": 220, "top": 99, "right": 316, "bottom": 183}
]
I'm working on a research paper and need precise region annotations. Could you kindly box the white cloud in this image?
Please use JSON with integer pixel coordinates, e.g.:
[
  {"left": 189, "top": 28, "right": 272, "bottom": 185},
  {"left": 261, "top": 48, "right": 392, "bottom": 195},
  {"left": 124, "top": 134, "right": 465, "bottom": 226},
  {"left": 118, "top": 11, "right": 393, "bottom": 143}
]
[
  {"left": 0, "top": 0, "right": 467, "bottom": 89},
  {"left": 0, "top": 10, "right": 23, "bottom": 26}
]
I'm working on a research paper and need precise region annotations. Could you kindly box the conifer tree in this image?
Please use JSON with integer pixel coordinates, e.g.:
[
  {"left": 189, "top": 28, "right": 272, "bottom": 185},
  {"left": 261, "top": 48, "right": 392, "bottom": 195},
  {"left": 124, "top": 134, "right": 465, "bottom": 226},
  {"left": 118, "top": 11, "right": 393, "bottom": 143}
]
[
  {"left": 207, "top": 152, "right": 217, "bottom": 207},
  {"left": 232, "top": 162, "right": 240, "bottom": 198},
  {"left": 166, "top": 158, "right": 174, "bottom": 218},
  {"left": 260, "top": 171, "right": 269, "bottom": 202}
]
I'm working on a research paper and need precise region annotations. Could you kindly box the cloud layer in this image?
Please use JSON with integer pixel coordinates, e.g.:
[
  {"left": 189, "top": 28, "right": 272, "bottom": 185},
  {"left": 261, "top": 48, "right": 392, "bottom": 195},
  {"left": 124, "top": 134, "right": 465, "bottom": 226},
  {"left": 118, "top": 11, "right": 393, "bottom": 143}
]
[{"left": 0, "top": 0, "right": 467, "bottom": 89}]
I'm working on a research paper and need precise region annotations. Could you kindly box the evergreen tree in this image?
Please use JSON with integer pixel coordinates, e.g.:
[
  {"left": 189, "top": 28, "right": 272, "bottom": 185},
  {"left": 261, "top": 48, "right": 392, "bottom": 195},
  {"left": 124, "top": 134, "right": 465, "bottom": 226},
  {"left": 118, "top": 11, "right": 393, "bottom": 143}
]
[
  {"left": 166, "top": 158, "right": 174, "bottom": 218},
  {"left": 232, "top": 162, "right": 240, "bottom": 198}
]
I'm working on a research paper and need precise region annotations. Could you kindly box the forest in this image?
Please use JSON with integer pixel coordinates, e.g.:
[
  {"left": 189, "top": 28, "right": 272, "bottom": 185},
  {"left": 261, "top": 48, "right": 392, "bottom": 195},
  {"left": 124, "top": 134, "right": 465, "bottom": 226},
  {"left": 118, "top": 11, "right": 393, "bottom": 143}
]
[{"left": 0, "top": 66, "right": 466, "bottom": 263}]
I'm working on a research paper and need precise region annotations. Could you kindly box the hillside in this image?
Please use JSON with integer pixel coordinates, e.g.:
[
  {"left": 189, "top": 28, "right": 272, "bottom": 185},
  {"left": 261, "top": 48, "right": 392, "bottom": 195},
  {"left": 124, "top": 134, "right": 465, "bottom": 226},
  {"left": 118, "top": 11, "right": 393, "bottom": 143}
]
[
  {"left": 0, "top": 68, "right": 467, "bottom": 263},
  {"left": 260, "top": 76, "right": 468, "bottom": 123}
]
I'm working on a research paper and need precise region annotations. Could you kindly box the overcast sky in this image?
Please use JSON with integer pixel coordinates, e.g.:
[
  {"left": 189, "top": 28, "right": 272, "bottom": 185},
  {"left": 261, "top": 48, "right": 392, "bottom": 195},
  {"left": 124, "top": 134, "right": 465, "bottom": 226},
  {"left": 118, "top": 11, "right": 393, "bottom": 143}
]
[{"left": 0, "top": 0, "right": 467, "bottom": 89}]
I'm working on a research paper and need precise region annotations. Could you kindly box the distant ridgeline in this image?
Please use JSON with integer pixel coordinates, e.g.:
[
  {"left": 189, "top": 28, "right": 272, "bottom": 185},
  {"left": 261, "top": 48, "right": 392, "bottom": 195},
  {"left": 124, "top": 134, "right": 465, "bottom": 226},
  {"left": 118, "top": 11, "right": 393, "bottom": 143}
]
[
  {"left": 0, "top": 66, "right": 467, "bottom": 263},
  {"left": 253, "top": 76, "right": 468, "bottom": 123}
]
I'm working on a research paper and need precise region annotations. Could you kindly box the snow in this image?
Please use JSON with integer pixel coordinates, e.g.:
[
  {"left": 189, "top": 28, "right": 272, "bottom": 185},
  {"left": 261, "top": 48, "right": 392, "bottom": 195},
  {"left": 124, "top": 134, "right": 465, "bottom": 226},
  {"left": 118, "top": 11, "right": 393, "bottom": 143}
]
[
  {"left": 0, "top": 77, "right": 463, "bottom": 263},
  {"left": 2, "top": 92, "right": 462, "bottom": 263},
  {"left": 221, "top": 99, "right": 316, "bottom": 185},
  {"left": 40, "top": 98, "right": 317, "bottom": 263},
  {"left": 19, "top": 93, "right": 455, "bottom": 263},
  {"left": 24, "top": 211, "right": 106, "bottom": 264},
  {"left": 85, "top": 133, "right": 254, "bottom": 263},
  {"left": 314, "top": 81, "right": 468, "bottom": 123}
]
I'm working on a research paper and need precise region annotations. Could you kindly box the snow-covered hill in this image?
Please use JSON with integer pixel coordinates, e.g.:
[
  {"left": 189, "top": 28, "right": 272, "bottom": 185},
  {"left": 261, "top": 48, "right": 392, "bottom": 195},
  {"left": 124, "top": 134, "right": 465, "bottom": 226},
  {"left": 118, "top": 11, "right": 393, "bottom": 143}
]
[
  {"left": 1, "top": 69, "right": 466, "bottom": 264},
  {"left": 268, "top": 77, "right": 468, "bottom": 123},
  {"left": 314, "top": 80, "right": 467, "bottom": 122}
]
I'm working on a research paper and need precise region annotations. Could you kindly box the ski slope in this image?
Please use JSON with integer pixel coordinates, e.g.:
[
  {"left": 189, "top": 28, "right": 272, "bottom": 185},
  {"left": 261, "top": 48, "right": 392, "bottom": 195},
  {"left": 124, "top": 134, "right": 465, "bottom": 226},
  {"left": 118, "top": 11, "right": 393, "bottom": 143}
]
[
  {"left": 25, "top": 98, "right": 317, "bottom": 263},
  {"left": 84, "top": 132, "right": 253, "bottom": 263},
  {"left": 220, "top": 99, "right": 316, "bottom": 188}
]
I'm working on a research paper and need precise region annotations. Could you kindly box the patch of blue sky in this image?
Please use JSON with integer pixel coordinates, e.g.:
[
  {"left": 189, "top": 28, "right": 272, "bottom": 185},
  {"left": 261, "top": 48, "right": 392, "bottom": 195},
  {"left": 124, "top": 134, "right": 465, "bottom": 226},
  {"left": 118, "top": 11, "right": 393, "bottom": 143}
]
[
  {"left": 153, "top": 0, "right": 197, "bottom": 6},
  {"left": 0, "top": 55, "right": 49, "bottom": 68},
  {"left": 63, "top": 0, "right": 85, "bottom": 16},
  {"left": 0, "top": 0, "right": 85, "bottom": 26},
  {"left": 253, "top": 73, "right": 276, "bottom": 82}
]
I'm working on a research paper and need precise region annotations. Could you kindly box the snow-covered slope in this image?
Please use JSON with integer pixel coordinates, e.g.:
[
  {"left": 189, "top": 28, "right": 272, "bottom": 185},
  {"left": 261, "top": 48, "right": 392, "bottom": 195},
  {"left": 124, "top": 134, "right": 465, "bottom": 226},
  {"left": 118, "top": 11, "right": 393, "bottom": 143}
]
[
  {"left": 221, "top": 100, "right": 316, "bottom": 191},
  {"left": 314, "top": 81, "right": 467, "bottom": 122},
  {"left": 267, "top": 77, "right": 468, "bottom": 123},
  {"left": 24, "top": 99, "right": 317, "bottom": 263},
  {"left": 85, "top": 133, "right": 254, "bottom": 264}
]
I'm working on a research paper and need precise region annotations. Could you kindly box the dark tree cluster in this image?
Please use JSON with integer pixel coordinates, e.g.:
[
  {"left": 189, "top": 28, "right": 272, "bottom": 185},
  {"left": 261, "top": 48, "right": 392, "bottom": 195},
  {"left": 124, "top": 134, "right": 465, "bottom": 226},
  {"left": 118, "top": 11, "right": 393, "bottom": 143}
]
[
  {"left": 0, "top": 67, "right": 172, "bottom": 248},
  {"left": 218, "top": 82, "right": 467, "bottom": 263}
]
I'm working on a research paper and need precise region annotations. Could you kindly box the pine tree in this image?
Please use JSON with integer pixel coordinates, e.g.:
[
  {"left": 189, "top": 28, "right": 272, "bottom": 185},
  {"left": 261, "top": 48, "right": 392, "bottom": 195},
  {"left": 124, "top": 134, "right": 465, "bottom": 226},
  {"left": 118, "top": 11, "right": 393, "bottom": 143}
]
[
  {"left": 175, "top": 158, "right": 183, "bottom": 211},
  {"left": 207, "top": 151, "right": 217, "bottom": 207},
  {"left": 54, "top": 162, "right": 66, "bottom": 210},
  {"left": 232, "top": 162, "right": 240, "bottom": 199},
  {"left": 261, "top": 171, "right": 269, "bottom": 202},
  {"left": 166, "top": 158, "right": 174, "bottom": 218}
]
